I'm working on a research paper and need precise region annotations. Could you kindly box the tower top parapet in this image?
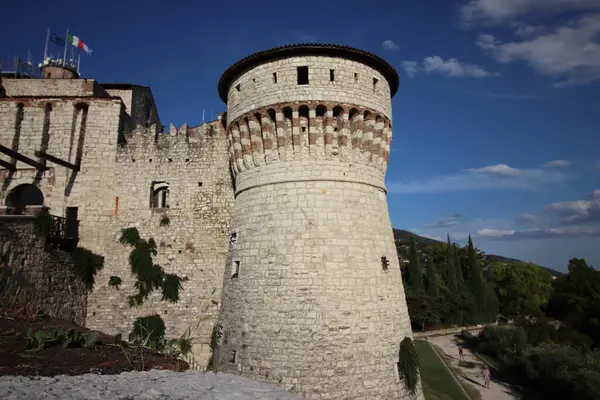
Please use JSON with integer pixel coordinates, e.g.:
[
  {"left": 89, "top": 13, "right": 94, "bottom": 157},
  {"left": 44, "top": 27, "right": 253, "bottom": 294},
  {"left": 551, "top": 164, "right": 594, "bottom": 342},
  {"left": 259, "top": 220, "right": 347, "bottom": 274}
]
[{"left": 218, "top": 43, "right": 400, "bottom": 103}]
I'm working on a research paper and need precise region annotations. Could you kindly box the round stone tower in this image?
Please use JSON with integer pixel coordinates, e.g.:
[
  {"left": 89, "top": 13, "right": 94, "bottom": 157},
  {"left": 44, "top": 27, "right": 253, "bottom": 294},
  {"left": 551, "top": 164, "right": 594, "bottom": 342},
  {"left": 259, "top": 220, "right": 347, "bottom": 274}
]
[{"left": 215, "top": 44, "right": 419, "bottom": 400}]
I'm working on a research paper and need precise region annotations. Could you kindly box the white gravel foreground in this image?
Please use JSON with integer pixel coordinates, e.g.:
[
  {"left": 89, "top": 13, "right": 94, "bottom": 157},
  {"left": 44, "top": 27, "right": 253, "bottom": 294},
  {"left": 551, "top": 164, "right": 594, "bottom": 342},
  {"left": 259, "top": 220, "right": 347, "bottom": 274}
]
[{"left": 0, "top": 370, "right": 307, "bottom": 400}]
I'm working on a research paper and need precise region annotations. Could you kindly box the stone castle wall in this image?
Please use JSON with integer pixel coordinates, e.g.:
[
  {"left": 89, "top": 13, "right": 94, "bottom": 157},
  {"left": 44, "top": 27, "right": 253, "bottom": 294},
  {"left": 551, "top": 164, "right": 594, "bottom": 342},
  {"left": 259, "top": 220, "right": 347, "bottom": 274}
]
[
  {"left": 0, "top": 78, "right": 234, "bottom": 366},
  {"left": 85, "top": 121, "right": 234, "bottom": 366},
  {"left": 0, "top": 216, "right": 88, "bottom": 325},
  {"left": 215, "top": 55, "right": 418, "bottom": 400},
  {"left": 1, "top": 78, "right": 106, "bottom": 97}
]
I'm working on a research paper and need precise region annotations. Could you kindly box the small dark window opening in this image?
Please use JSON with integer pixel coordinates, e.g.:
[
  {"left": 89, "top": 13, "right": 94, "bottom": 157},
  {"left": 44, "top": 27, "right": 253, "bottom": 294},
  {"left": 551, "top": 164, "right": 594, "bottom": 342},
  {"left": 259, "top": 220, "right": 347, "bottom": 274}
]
[
  {"left": 273, "top": 72, "right": 277, "bottom": 83},
  {"left": 301, "top": 126, "right": 307, "bottom": 133},
  {"left": 354, "top": 73, "right": 358, "bottom": 83},
  {"left": 381, "top": 255, "right": 389, "bottom": 271},
  {"left": 231, "top": 261, "right": 240, "bottom": 279},
  {"left": 235, "top": 84, "right": 241, "bottom": 92},
  {"left": 373, "top": 77, "right": 379, "bottom": 92},
  {"left": 198, "top": 182, "right": 203, "bottom": 187},
  {"left": 297, "top": 66, "right": 309, "bottom": 85},
  {"left": 229, "top": 350, "right": 237, "bottom": 364},
  {"left": 330, "top": 69, "right": 335, "bottom": 81},
  {"left": 229, "top": 232, "right": 238, "bottom": 245}
]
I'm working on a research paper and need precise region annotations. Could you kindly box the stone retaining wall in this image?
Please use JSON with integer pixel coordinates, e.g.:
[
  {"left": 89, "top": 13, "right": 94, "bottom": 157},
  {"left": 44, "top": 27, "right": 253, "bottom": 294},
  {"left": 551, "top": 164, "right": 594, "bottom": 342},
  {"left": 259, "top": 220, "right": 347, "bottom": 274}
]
[
  {"left": 0, "top": 215, "right": 88, "bottom": 325},
  {"left": 412, "top": 324, "right": 490, "bottom": 338}
]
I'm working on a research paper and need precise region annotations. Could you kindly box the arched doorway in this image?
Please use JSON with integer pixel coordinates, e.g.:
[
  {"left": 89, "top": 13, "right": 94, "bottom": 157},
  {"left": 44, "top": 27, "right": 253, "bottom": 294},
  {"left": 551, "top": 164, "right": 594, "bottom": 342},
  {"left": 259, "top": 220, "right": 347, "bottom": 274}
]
[{"left": 5, "top": 184, "right": 44, "bottom": 214}]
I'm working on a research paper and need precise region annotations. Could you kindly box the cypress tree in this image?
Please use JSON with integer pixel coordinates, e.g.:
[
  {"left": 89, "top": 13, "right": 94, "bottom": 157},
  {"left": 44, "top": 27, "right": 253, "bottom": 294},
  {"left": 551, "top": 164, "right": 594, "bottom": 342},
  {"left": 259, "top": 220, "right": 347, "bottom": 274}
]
[
  {"left": 408, "top": 237, "right": 424, "bottom": 291},
  {"left": 453, "top": 245, "right": 465, "bottom": 286},
  {"left": 445, "top": 235, "right": 458, "bottom": 296},
  {"left": 426, "top": 253, "right": 440, "bottom": 298},
  {"left": 467, "top": 235, "right": 486, "bottom": 316}
]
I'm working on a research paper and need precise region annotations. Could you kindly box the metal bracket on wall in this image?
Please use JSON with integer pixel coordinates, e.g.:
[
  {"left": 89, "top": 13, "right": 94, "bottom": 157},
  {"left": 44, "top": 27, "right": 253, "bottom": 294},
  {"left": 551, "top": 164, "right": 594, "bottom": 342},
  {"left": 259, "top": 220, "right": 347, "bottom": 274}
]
[
  {"left": 0, "top": 144, "right": 48, "bottom": 171},
  {"left": 34, "top": 150, "right": 80, "bottom": 172}
]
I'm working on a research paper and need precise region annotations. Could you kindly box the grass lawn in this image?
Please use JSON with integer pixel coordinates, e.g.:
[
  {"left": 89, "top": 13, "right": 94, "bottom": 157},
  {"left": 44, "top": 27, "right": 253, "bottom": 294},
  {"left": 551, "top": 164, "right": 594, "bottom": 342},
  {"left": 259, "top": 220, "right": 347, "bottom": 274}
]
[{"left": 414, "top": 340, "right": 471, "bottom": 400}]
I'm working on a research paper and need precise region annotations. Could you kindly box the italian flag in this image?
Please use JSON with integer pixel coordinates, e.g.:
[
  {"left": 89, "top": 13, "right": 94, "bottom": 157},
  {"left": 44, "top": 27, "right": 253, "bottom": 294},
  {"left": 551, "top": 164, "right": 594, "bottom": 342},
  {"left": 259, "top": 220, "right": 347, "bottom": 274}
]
[{"left": 67, "top": 33, "right": 93, "bottom": 55}]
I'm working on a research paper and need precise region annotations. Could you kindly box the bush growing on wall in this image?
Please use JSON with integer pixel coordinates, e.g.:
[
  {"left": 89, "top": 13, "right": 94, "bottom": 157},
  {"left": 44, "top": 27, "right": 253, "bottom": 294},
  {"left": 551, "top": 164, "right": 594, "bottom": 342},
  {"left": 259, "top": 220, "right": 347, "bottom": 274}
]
[
  {"left": 112, "top": 227, "right": 190, "bottom": 357},
  {"left": 398, "top": 337, "right": 420, "bottom": 395}
]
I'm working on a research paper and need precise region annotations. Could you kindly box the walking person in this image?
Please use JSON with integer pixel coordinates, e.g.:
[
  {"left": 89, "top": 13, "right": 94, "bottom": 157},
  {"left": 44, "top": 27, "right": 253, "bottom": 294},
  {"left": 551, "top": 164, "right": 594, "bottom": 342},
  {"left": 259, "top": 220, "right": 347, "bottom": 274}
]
[
  {"left": 482, "top": 366, "right": 491, "bottom": 389},
  {"left": 458, "top": 344, "right": 464, "bottom": 362}
]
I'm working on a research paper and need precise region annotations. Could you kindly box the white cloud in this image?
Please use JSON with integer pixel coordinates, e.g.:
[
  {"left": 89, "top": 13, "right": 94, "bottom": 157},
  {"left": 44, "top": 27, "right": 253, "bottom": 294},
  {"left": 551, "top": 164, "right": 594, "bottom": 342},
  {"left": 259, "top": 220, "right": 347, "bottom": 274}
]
[
  {"left": 289, "top": 30, "right": 318, "bottom": 42},
  {"left": 387, "top": 164, "right": 570, "bottom": 194},
  {"left": 545, "top": 189, "right": 600, "bottom": 224},
  {"left": 476, "top": 225, "right": 600, "bottom": 240},
  {"left": 466, "top": 163, "right": 522, "bottom": 177},
  {"left": 382, "top": 40, "right": 400, "bottom": 51},
  {"left": 514, "top": 24, "right": 546, "bottom": 37},
  {"left": 543, "top": 160, "right": 571, "bottom": 168},
  {"left": 401, "top": 56, "right": 497, "bottom": 78},
  {"left": 460, "top": 0, "right": 600, "bottom": 24},
  {"left": 476, "top": 14, "right": 600, "bottom": 86},
  {"left": 425, "top": 214, "right": 463, "bottom": 228},
  {"left": 516, "top": 213, "right": 538, "bottom": 224},
  {"left": 401, "top": 61, "right": 419, "bottom": 78}
]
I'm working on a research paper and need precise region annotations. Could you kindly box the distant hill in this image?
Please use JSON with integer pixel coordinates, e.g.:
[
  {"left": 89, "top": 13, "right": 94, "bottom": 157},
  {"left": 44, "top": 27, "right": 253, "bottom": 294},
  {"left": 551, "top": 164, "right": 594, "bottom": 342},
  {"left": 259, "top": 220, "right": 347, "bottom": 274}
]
[{"left": 393, "top": 229, "right": 565, "bottom": 278}]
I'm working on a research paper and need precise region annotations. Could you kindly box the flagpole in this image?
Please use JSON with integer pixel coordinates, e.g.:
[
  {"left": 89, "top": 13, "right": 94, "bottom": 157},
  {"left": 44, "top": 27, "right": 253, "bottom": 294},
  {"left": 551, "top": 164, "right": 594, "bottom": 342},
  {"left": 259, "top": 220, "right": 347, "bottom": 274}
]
[
  {"left": 43, "top": 28, "right": 50, "bottom": 61},
  {"left": 77, "top": 54, "right": 81, "bottom": 74},
  {"left": 62, "top": 29, "right": 69, "bottom": 77}
]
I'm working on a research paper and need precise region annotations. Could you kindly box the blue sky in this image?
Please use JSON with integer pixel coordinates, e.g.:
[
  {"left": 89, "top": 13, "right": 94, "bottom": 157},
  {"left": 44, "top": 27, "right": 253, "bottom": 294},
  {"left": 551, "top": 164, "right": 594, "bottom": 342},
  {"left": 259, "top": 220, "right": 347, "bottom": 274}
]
[{"left": 1, "top": 0, "right": 599, "bottom": 272}]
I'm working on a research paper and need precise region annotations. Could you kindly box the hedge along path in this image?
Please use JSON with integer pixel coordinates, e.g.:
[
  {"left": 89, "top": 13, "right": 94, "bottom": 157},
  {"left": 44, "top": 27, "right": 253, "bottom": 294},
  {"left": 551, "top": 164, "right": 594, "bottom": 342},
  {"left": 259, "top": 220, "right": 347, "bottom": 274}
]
[
  {"left": 414, "top": 340, "right": 470, "bottom": 400},
  {"left": 427, "top": 335, "right": 518, "bottom": 400}
]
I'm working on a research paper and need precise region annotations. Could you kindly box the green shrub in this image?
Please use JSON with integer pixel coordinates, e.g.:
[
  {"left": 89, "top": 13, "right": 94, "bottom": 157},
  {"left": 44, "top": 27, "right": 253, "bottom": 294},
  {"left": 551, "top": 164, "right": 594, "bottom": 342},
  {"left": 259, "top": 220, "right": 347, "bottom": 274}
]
[
  {"left": 398, "top": 337, "right": 420, "bottom": 395},
  {"left": 478, "top": 326, "right": 527, "bottom": 364},
  {"left": 130, "top": 314, "right": 166, "bottom": 350}
]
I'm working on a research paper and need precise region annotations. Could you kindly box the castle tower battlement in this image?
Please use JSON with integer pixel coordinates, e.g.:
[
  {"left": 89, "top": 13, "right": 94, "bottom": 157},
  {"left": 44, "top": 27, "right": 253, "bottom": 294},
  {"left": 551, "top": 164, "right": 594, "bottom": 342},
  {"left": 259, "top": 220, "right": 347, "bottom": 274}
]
[{"left": 214, "top": 44, "right": 419, "bottom": 400}]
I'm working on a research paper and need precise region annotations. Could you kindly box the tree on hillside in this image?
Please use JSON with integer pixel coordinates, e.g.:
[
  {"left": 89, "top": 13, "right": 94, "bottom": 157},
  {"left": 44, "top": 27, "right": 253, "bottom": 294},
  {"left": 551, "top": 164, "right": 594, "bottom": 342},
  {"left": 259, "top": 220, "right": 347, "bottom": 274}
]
[
  {"left": 453, "top": 244, "right": 465, "bottom": 286},
  {"left": 444, "top": 236, "right": 458, "bottom": 297},
  {"left": 468, "top": 235, "right": 486, "bottom": 307},
  {"left": 491, "top": 261, "right": 553, "bottom": 318},
  {"left": 407, "top": 237, "right": 424, "bottom": 291},
  {"left": 426, "top": 252, "right": 440, "bottom": 298},
  {"left": 546, "top": 258, "right": 600, "bottom": 347}
]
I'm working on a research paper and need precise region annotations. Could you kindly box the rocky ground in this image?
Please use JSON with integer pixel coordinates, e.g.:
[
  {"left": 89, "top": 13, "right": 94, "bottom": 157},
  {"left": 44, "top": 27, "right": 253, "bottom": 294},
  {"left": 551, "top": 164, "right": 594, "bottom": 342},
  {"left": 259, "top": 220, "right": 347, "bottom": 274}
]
[
  {"left": 0, "top": 314, "right": 306, "bottom": 399},
  {"left": 0, "top": 314, "right": 186, "bottom": 376},
  {"left": 0, "top": 370, "right": 307, "bottom": 399}
]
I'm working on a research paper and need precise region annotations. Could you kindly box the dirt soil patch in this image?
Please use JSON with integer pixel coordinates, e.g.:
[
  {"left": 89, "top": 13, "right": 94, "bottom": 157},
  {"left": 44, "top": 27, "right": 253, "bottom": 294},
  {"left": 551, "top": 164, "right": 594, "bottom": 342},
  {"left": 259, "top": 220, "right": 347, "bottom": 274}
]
[{"left": 0, "top": 314, "right": 188, "bottom": 377}]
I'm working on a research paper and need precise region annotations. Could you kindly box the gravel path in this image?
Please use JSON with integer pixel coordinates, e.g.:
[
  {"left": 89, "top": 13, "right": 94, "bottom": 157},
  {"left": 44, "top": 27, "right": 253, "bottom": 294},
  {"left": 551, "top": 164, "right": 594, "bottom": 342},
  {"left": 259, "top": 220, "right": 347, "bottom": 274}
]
[
  {"left": 428, "top": 335, "right": 518, "bottom": 400},
  {"left": 0, "top": 370, "right": 307, "bottom": 400}
]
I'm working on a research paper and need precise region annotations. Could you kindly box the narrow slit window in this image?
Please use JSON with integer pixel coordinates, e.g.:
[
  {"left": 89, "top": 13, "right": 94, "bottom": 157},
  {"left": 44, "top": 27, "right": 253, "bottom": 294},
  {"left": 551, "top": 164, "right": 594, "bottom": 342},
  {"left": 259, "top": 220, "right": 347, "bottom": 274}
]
[
  {"left": 373, "top": 77, "right": 379, "bottom": 92},
  {"left": 229, "top": 350, "right": 237, "bottom": 364},
  {"left": 273, "top": 72, "right": 277, "bottom": 83},
  {"left": 231, "top": 260, "right": 240, "bottom": 279},
  {"left": 354, "top": 72, "right": 358, "bottom": 83},
  {"left": 235, "top": 84, "right": 241, "bottom": 92},
  {"left": 330, "top": 69, "right": 335, "bottom": 81},
  {"left": 297, "top": 66, "right": 309, "bottom": 85},
  {"left": 217, "top": 325, "right": 224, "bottom": 346}
]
